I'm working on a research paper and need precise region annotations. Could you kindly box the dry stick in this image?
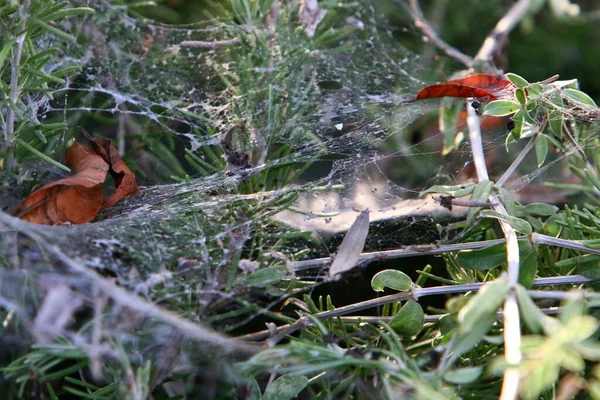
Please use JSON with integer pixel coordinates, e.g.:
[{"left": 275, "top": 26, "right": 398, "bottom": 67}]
[
  {"left": 467, "top": 104, "right": 521, "bottom": 400},
  {"left": 475, "top": 0, "right": 533, "bottom": 61},
  {"left": 291, "top": 238, "right": 510, "bottom": 272},
  {"left": 240, "top": 275, "right": 593, "bottom": 342},
  {"left": 0, "top": 212, "right": 259, "bottom": 356},
  {"left": 179, "top": 38, "right": 241, "bottom": 49},
  {"left": 408, "top": 0, "right": 473, "bottom": 67}
]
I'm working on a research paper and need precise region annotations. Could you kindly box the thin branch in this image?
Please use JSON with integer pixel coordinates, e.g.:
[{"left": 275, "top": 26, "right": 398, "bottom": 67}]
[
  {"left": 475, "top": 0, "right": 533, "bottom": 61},
  {"left": 496, "top": 134, "right": 536, "bottom": 188},
  {"left": 408, "top": 0, "right": 473, "bottom": 67},
  {"left": 179, "top": 38, "right": 241, "bottom": 49},
  {"left": 467, "top": 103, "right": 521, "bottom": 400},
  {"left": 291, "top": 238, "right": 511, "bottom": 271},
  {"left": 239, "top": 276, "right": 593, "bottom": 342}
]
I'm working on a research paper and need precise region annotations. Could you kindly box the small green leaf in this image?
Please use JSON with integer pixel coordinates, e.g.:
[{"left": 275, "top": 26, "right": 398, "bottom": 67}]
[
  {"left": 479, "top": 210, "right": 533, "bottom": 235},
  {"left": 443, "top": 366, "right": 483, "bottom": 384},
  {"left": 450, "top": 279, "right": 511, "bottom": 361},
  {"left": 584, "top": 169, "right": 600, "bottom": 192},
  {"left": 506, "top": 73, "right": 529, "bottom": 89},
  {"left": 563, "top": 88, "right": 597, "bottom": 107},
  {"left": 263, "top": 374, "right": 308, "bottom": 400},
  {"left": 390, "top": 300, "right": 424, "bottom": 336},
  {"left": 509, "top": 109, "right": 525, "bottom": 142},
  {"left": 421, "top": 183, "right": 475, "bottom": 198},
  {"left": 516, "top": 285, "right": 545, "bottom": 333},
  {"left": 467, "top": 180, "right": 493, "bottom": 224},
  {"left": 483, "top": 100, "right": 521, "bottom": 117},
  {"left": 518, "top": 249, "right": 538, "bottom": 288},
  {"left": 528, "top": 83, "right": 543, "bottom": 100},
  {"left": 46, "top": 7, "right": 95, "bottom": 21},
  {"left": 371, "top": 270, "right": 412, "bottom": 292},
  {"left": 535, "top": 134, "right": 548, "bottom": 167},
  {"left": 515, "top": 88, "right": 527, "bottom": 105},
  {"left": 245, "top": 265, "right": 287, "bottom": 287},
  {"left": 519, "top": 203, "right": 558, "bottom": 217},
  {"left": 458, "top": 278, "right": 511, "bottom": 334},
  {"left": 456, "top": 240, "right": 532, "bottom": 271},
  {"left": 14, "top": 138, "right": 70, "bottom": 172}
]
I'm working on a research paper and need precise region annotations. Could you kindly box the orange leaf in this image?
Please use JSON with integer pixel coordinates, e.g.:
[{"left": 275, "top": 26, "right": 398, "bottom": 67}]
[
  {"left": 414, "top": 74, "right": 514, "bottom": 102},
  {"left": 12, "top": 143, "right": 108, "bottom": 225},
  {"left": 81, "top": 130, "right": 139, "bottom": 209}
]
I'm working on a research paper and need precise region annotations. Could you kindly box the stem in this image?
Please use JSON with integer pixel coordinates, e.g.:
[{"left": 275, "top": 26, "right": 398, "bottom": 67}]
[
  {"left": 475, "top": 0, "right": 533, "bottom": 62},
  {"left": 496, "top": 134, "right": 536, "bottom": 188},
  {"left": 239, "top": 275, "right": 593, "bottom": 342},
  {"left": 408, "top": 0, "right": 473, "bottom": 67},
  {"left": 466, "top": 103, "right": 521, "bottom": 400}
]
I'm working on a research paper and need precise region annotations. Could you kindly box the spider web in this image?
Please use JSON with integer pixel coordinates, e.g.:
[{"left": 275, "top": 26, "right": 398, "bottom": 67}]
[{"left": 0, "top": 0, "right": 585, "bottom": 390}]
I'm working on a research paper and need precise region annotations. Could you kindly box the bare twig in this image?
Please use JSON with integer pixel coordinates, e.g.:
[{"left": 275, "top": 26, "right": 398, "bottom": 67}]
[
  {"left": 239, "top": 276, "right": 593, "bottom": 342},
  {"left": 408, "top": 0, "right": 473, "bottom": 67},
  {"left": 179, "top": 38, "right": 241, "bottom": 49},
  {"left": 496, "top": 134, "right": 536, "bottom": 188},
  {"left": 475, "top": 0, "right": 533, "bottom": 61},
  {"left": 466, "top": 103, "right": 521, "bottom": 400}
]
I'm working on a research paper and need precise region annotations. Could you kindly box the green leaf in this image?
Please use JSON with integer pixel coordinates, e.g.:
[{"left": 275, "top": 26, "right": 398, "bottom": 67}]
[
  {"left": 31, "top": 17, "right": 78, "bottom": 43},
  {"left": 458, "top": 278, "right": 511, "bottom": 335},
  {"left": 506, "top": 73, "right": 529, "bottom": 89},
  {"left": 245, "top": 265, "right": 287, "bottom": 287},
  {"left": 535, "top": 134, "right": 548, "bottom": 167},
  {"left": 508, "top": 109, "right": 525, "bottom": 143},
  {"left": 14, "top": 138, "right": 70, "bottom": 172},
  {"left": 516, "top": 285, "right": 545, "bottom": 333},
  {"left": 519, "top": 203, "right": 559, "bottom": 217},
  {"left": 390, "top": 300, "right": 424, "bottom": 336},
  {"left": 421, "top": 183, "right": 475, "bottom": 197},
  {"left": 528, "top": 83, "right": 543, "bottom": 100},
  {"left": 584, "top": 169, "right": 600, "bottom": 192},
  {"left": 479, "top": 210, "right": 533, "bottom": 235},
  {"left": 563, "top": 88, "right": 597, "bottom": 107},
  {"left": 515, "top": 88, "right": 527, "bottom": 105},
  {"left": 263, "top": 374, "right": 308, "bottom": 400},
  {"left": 483, "top": 100, "right": 520, "bottom": 117},
  {"left": 371, "top": 270, "right": 412, "bottom": 292},
  {"left": 456, "top": 240, "right": 532, "bottom": 271},
  {"left": 46, "top": 7, "right": 95, "bottom": 21},
  {"left": 518, "top": 249, "right": 538, "bottom": 288},
  {"left": 443, "top": 366, "right": 483, "bottom": 384},
  {"left": 467, "top": 180, "right": 493, "bottom": 224}
]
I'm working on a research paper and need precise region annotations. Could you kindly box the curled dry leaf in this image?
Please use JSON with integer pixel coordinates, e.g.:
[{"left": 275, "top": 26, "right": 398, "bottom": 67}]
[
  {"left": 12, "top": 133, "right": 139, "bottom": 225},
  {"left": 12, "top": 143, "right": 108, "bottom": 225},
  {"left": 414, "top": 74, "right": 514, "bottom": 102},
  {"left": 81, "top": 130, "right": 139, "bottom": 209}
]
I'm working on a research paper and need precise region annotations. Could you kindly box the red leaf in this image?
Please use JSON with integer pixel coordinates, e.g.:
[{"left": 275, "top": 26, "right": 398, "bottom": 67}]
[
  {"left": 12, "top": 143, "right": 108, "bottom": 225},
  {"left": 414, "top": 74, "right": 514, "bottom": 101},
  {"left": 13, "top": 133, "right": 140, "bottom": 225}
]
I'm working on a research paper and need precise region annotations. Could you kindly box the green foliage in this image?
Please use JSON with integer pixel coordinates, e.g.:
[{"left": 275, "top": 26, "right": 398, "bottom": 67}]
[
  {"left": 3, "top": 1, "right": 600, "bottom": 400},
  {"left": 0, "top": 0, "right": 93, "bottom": 178}
]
